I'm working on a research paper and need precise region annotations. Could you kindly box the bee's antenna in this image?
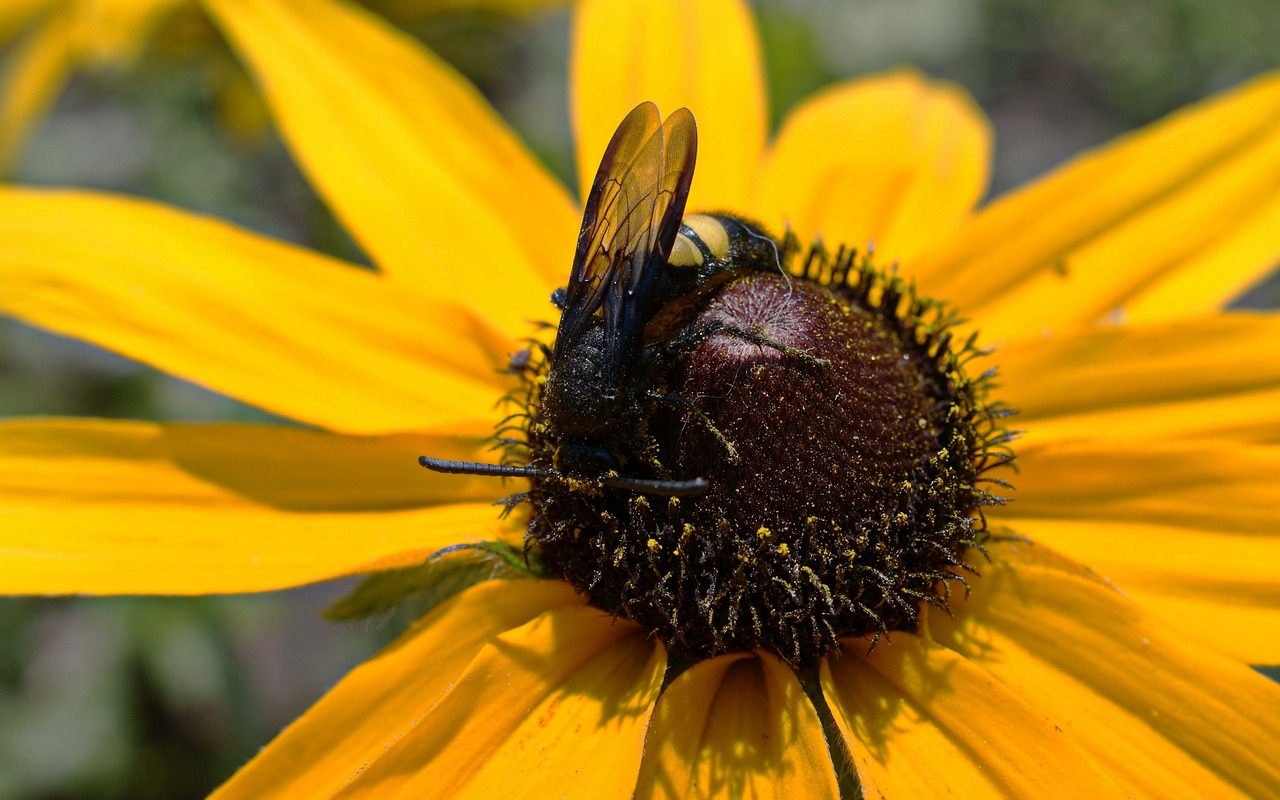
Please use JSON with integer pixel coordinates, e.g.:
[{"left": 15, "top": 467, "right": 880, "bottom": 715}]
[
  {"left": 418, "top": 456, "right": 558, "bottom": 480},
  {"left": 745, "top": 223, "right": 790, "bottom": 289}
]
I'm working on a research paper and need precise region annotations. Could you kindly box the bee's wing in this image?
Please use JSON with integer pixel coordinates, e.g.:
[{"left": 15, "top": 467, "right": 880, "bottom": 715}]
[
  {"left": 556, "top": 102, "right": 698, "bottom": 354},
  {"left": 602, "top": 107, "right": 698, "bottom": 354}
]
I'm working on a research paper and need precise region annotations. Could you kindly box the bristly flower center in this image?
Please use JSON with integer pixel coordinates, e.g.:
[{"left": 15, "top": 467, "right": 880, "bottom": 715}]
[{"left": 509, "top": 240, "right": 1015, "bottom": 667}]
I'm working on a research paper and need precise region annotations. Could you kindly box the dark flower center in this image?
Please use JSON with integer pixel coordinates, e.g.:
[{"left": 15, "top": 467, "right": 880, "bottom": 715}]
[{"left": 518, "top": 244, "right": 1012, "bottom": 666}]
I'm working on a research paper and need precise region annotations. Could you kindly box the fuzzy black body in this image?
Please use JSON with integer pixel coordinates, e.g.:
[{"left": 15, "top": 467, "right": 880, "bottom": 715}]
[
  {"left": 538, "top": 102, "right": 785, "bottom": 489},
  {"left": 543, "top": 213, "right": 783, "bottom": 478},
  {"left": 420, "top": 102, "right": 785, "bottom": 495}
]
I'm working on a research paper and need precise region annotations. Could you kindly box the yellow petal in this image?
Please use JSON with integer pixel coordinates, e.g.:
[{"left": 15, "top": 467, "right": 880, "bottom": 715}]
[
  {"left": 4, "top": 415, "right": 507, "bottom": 511},
  {"left": 378, "top": 0, "right": 568, "bottom": 18},
  {"left": 0, "top": 187, "right": 513, "bottom": 434},
  {"left": 0, "top": 11, "right": 74, "bottom": 173},
  {"left": 996, "top": 519, "right": 1280, "bottom": 666},
  {"left": 917, "top": 70, "right": 1280, "bottom": 340},
  {"left": 998, "top": 440, "right": 1280, "bottom": 662},
  {"left": 571, "top": 0, "right": 765, "bottom": 212},
  {"left": 822, "top": 633, "right": 1124, "bottom": 798},
  {"left": 331, "top": 604, "right": 665, "bottom": 799},
  {"left": 1022, "top": 389, "right": 1280, "bottom": 445},
  {"left": 1008, "top": 439, "right": 1280, "bottom": 534},
  {"left": 202, "top": 0, "right": 577, "bottom": 332},
  {"left": 1130, "top": 593, "right": 1280, "bottom": 669},
  {"left": 929, "top": 541, "right": 1280, "bottom": 798},
  {"left": 635, "top": 652, "right": 839, "bottom": 800},
  {"left": 0, "top": 417, "right": 516, "bottom": 594},
  {"left": 755, "top": 70, "right": 991, "bottom": 266},
  {"left": 1122, "top": 196, "right": 1280, "bottom": 321},
  {"left": 212, "top": 579, "right": 584, "bottom": 800},
  {"left": 998, "top": 312, "right": 1280, "bottom": 443}
]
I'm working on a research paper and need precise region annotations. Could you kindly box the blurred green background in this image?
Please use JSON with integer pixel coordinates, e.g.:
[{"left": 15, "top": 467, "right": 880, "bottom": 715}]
[{"left": 2, "top": 0, "right": 1279, "bottom": 797}]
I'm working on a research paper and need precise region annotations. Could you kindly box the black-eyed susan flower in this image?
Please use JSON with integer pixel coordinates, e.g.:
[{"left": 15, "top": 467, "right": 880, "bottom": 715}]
[{"left": 2, "top": 0, "right": 1280, "bottom": 796}]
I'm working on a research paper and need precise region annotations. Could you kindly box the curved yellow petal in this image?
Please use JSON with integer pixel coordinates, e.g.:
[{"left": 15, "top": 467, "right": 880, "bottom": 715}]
[
  {"left": 917, "top": 70, "right": 1280, "bottom": 340},
  {"left": 0, "top": 11, "right": 74, "bottom": 173},
  {"left": 998, "top": 440, "right": 1280, "bottom": 662},
  {"left": 571, "top": 0, "right": 765, "bottom": 212},
  {"left": 212, "top": 579, "right": 584, "bottom": 800},
  {"left": 0, "top": 417, "right": 517, "bottom": 595},
  {"left": 330, "top": 604, "right": 665, "bottom": 799},
  {"left": 929, "top": 541, "right": 1280, "bottom": 798},
  {"left": 1123, "top": 196, "right": 1280, "bottom": 323},
  {"left": 0, "top": 188, "right": 513, "bottom": 434},
  {"left": 999, "top": 312, "right": 1280, "bottom": 443},
  {"left": 755, "top": 70, "right": 991, "bottom": 267},
  {"left": 202, "top": 0, "right": 577, "bottom": 331},
  {"left": 635, "top": 652, "right": 838, "bottom": 800},
  {"left": 822, "top": 634, "right": 1124, "bottom": 798},
  {"left": 996, "top": 519, "right": 1280, "bottom": 666}
]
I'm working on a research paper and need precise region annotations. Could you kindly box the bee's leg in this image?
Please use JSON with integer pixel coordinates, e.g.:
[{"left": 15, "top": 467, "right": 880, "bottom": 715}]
[
  {"left": 498, "top": 491, "right": 531, "bottom": 518},
  {"left": 715, "top": 323, "right": 831, "bottom": 367},
  {"left": 655, "top": 320, "right": 830, "bottom": 367},
  {"left": 647, "top": 391, "right": 740, "bottom": 464}
]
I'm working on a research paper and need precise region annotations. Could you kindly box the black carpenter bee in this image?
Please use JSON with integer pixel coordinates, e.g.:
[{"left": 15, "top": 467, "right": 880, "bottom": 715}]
[{"left": 420, "top": 102, "right": 795, "bottom": 495}]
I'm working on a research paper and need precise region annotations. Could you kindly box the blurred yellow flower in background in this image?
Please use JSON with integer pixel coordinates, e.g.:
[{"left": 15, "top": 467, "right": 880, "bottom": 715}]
[
  {"left": 0, "top": 0, "right": 566, "bottom": 169},
  {"left": 1, "top": 0, "right": 179, "bottom": 169},
  {"left": 1, "top": 0, "right": 1279, "bottom": 796}
]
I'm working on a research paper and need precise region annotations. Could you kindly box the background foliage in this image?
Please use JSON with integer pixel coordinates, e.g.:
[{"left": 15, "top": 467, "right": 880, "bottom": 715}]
[{"left": 2, "top": 1, "right": 1278, "bottom": 796}]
